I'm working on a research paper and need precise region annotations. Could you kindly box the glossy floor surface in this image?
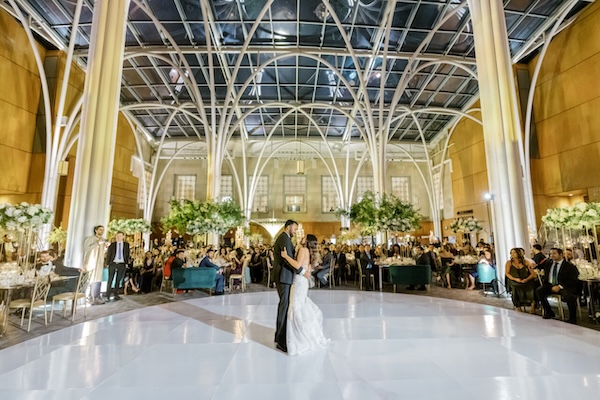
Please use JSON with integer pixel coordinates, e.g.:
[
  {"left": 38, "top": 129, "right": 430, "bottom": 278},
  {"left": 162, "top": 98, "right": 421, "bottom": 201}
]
[{"left": 1, "top": 290, "right": 599, "bottom": 399}]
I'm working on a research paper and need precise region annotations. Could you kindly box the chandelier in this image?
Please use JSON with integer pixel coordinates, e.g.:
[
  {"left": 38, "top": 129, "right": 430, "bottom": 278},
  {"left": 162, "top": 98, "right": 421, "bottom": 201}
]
[{"left": 252, "top": 211, "right": 286, "bottom": 239}]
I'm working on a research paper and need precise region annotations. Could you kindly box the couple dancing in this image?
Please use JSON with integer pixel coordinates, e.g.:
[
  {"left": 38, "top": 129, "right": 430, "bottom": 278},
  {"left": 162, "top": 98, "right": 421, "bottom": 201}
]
[{"left": 273, "top": 220, "right": 329, "bottom": 356}]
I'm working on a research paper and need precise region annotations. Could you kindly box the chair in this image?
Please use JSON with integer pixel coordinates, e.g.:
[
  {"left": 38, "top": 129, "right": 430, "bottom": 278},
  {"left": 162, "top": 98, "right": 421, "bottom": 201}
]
[
  {"left": 9, "top": 276, "right": 52, "bottom": 332},
  {"left": 229, "top": 260, "right": 248, "bottom": 292},
  {"left": 355, "top": 259, "right": 375, "bottom": 290},
  {"left": 536, "top": 274, "right": 582, "bottom": 321},
  {"left": 50, "top": 269, "right": 92, "bottom": 322},
  {"left": 476, "top": 262, "right": 497, "bottom": 296}
]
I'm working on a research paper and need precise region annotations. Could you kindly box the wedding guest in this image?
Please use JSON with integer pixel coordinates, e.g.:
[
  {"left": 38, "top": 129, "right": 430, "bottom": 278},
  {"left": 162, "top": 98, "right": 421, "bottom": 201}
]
[
  {"left": 314, "top": 246, "right": 333, "bottom": 287},
  {"left": 199, "top": 248, "right": 225, "bottom": 295},
  {"left": 532, "top": 244, "right": 548, "bottom": 268},
  {"left": 506, "top": 248, "right": 536, "bottom": 313},
  {"left": 360, "top": 244, "right": 378, "bottom": 291},
  {"left": 333, "top": 245, "right": 346, "bottom": 283},
  {"left": 439, "top": 245, "right": 456, "bottom": 288},
  {"left": 139, "top": 251, "right": 155, "bottom": 293},
  {"left": 105, "top": 231, "right": 130, "bottom": 301},
  {"left": 83, "top": 225, "right": 107, "bottom": 305},
  {"left": 249, "top": 247, "right": 263, "bottom": 283},
  {"left": 407, "top": 246, "right": 429, "bottom": 290},
  {"left": 536, "top": 248, "right": 579, "bottom": 323},
  {"left": 151, "top": 248, "right": 163, "bottom": 290}
]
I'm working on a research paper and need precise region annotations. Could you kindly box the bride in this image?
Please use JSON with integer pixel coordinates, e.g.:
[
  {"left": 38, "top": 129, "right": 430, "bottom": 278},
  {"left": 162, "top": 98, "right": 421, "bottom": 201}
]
[{"left": 281, "top": 234, "right": 329, "bottom": 356}]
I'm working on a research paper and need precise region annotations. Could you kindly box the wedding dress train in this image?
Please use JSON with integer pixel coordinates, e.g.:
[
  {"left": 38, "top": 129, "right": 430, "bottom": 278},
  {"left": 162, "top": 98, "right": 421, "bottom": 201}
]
[{"left": 287, "top": 270, "right": 329, "bottom": 356}]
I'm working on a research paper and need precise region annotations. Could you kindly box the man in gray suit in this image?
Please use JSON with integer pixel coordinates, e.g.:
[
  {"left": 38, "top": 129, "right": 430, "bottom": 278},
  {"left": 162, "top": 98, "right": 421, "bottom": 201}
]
[{"left": 273, "top": 219, "right": 304, "bottom": 353}]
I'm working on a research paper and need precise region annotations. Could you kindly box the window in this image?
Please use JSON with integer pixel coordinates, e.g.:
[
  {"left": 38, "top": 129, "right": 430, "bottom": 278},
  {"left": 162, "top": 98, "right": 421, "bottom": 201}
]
[
  {"left": 355, "top": 176, "right": 374, "bottom": 201},
  {"left": 251, "top": 176, "right": 269, "bottom": 213},
  {"left": 391, "top": 177, "right": 411, "bottom": 203},
  {"left": 220, "top": 175, "right": 233, "bottom": 201},
  {"left": 322, "top": 176, "right": 339, "bottom": 213},
  {"left": 174, "top": 175, "right": 196, "bottom": 201},
  {"left": 284, "top": 175, "right": 306, "bottom": 212}
]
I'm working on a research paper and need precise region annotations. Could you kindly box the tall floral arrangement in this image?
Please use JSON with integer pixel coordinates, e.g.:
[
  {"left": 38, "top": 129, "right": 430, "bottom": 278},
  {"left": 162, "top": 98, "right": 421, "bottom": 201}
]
[
  {"left": 349, "top": 191, "right": 422, "bottom": 236},
  {"left": 541, "top": 202, "right": 600, "bottom": 229},
  {"left": 0, "top": 202, "right": 53, "bottom": 232},
  {"left": 107, "top": 218, "right": 152, "bottom": 235},
  {"left": 161, "top": 199, "right": 243, "bottom": 236},
  {"left": 450, "top": 217, "right": 483, "bottom": 233}
]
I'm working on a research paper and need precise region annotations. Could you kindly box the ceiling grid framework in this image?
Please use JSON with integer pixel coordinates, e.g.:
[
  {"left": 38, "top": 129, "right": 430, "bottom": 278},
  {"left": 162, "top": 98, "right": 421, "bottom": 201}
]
[{"left": 7, "top": 0, "right": 593, "bottom": 153}]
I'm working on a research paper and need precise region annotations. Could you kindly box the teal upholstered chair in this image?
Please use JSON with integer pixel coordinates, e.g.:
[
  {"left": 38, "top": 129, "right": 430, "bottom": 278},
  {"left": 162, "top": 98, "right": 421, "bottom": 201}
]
[
  {"left": 388, "top": 264, "right": 432, "bottom": 292},
  {"left": 476, "top": 262, "right": 496, "bottom": 296},
  {"left": 171, "top": 268, "right": 217, "bottom": 295}
]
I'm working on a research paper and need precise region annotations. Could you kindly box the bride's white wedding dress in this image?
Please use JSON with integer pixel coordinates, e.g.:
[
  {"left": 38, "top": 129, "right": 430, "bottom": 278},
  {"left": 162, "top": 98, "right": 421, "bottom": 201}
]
[{"left": 287, "top": 269, "right": 329, "bottom": 356}]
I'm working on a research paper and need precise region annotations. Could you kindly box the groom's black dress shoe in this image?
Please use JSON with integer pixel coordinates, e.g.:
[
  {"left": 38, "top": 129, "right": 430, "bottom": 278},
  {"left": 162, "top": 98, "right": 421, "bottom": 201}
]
[{"left": 276, "top": 343, "right": 288, "bottom": 353}]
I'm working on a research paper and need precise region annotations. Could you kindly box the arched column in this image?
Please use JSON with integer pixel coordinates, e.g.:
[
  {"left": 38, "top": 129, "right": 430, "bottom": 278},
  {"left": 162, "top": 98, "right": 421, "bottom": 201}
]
[
  {"left": 64, "top": 0, "right": 130, "bottom": 267},
  {"left": 467, "top": 0, "right": 530, "bottom": 283}
]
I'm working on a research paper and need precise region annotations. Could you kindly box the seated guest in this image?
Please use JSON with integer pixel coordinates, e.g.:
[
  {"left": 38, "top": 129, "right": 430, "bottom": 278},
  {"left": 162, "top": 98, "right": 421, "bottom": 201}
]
[
  {"left": 48, "top": 250, "right": 79, "bottom": 276},
  {"left": 532, "top": 244, "right": 548, "bottom": 268},
  {"left": 314, "top": 246, "right": 333, "bottom": 287},
  {"left": 360, "top": 244, "right": 378, "bottom": 290},
  {"left": 408, "top": 246, "right": 429, "bottom": 290},
  {"left": 536, "top": 247, "right": 579, "bottom": 323},
  {"left": 506, "top": 248, "right": 537, "bottom": 313},
  {"left": 35, "top": 251, "right": 54, "bottom": 275},
  {"left": 438, "top": 245, "right": 456, "bottom": 288},
  {"left": 171, "top": 249, "right": 186, "bottom": 272},
  {"left": 199, "top": 248, "right": 225, "bottom": 295},
  {"left": 139, "top": 251, "right": 155, "bottom": 293}
]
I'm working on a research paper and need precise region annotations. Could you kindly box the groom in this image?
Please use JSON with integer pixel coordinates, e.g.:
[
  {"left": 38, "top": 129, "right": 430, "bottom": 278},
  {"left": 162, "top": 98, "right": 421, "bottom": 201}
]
[{"left": 273, "top": 219, "right": 304, "bottom": 353}]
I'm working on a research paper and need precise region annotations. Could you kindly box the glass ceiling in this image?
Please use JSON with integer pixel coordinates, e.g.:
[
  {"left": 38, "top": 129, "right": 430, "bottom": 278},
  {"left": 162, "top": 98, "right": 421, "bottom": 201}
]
[{"left": 14, "top": 0, "right": 591, "bottom": 143}]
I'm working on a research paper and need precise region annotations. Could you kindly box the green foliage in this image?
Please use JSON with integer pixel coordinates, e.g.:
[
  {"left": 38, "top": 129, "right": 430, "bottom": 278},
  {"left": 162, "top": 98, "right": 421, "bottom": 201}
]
[
  {"left": 349, "top": 191, "right": 422, "bottom": 234},
  {"left": 161, "top": 199, "right": 244, "bottom": 235}
]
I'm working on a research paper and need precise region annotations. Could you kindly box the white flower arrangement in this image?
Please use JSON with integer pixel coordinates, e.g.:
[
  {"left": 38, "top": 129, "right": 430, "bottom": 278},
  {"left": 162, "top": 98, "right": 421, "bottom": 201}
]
[
  {"left": 450, "top": 217, "right": 483, "bottom": 233},
  {"left": 0, "top": 202, "right": 53, "bottom": 232},
  {"left": 541, "top": 202, "right": 600, "bottom": 229},
  {"left": 107, "top": 218, "right": 152, "bottom": 235}
]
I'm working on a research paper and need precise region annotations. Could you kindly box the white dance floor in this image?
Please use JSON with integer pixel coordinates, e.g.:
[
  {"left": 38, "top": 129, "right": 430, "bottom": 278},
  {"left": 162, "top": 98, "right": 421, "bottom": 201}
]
[{"left": 1, "top": 290, "right": 600, "bottom": 399}]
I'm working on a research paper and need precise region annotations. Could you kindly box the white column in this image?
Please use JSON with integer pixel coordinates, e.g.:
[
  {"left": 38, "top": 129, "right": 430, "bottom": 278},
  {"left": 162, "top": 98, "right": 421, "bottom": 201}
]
[
  {"left": 64, "top": 0, "right": 130, "bottom": 267},
  {"left": 468, "top": 0, "right": 529, "bottom": 283}
]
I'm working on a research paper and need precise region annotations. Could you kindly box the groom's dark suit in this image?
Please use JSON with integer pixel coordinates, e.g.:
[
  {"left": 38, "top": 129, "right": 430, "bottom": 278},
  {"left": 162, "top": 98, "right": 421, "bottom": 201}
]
[{"left": 273, "top": 230, "right": 302, "bottom": 352}]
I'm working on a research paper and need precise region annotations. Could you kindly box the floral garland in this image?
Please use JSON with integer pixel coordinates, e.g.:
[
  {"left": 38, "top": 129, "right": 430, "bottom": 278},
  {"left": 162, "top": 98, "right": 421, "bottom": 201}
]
[
  {"left": 450, "top": 217, "right": 483, "bottom": 233},
  {"left": 541, "top": 202, "right": 600, "bottom": 229},
  {"left": 0, "top": 202, "right": 53, "bottom": 232},
  {"left": 107, "top": 218, "right": 152, "bottom": 235}
]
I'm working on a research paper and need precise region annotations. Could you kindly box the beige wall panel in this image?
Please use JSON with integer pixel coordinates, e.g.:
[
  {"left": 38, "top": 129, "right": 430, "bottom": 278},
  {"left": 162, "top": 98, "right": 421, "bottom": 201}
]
[
  {"left": 535, "top": 4, "right": 600, "bottom": 86},
  {"left": 0, "top": 10, "right": 46, "bottom": 75},
  {"left": 531, "top": 155, "right": 563, "bottom": 195},
  {"left": 0, "top": 148, "right": 31, "bottom": 193},
  {"left": 27, "top": 153, "right": 45, "bottom": 194},
  {"left": 557, "top": 143, "right": 600, "bottom": 191},
  {"left": 534, "top": 51, "right": 600, "bottom": 123},
  {"left": 0, "top": 101, "right": 37, "bottom": 152},
  {"left": 0, "top": 58, "right": 43, "bottom": 114},
  {"left": 535, "top": 97, "right": 600, "bottom": 158}
]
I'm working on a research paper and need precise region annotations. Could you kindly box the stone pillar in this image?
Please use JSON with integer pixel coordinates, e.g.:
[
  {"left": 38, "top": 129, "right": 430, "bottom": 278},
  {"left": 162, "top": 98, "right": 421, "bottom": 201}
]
[
  {"left": 467, "top": 0, "right": 529, "bottom": 283},
  {"left": 64, "top": 0, "right": 130, "bottom": 267}
]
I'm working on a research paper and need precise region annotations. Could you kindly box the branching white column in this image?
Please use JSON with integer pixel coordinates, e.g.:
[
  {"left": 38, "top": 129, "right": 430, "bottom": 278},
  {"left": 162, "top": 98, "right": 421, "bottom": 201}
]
[
  {"left": 64, "top": 0, "right": 130, "bottom": 267},
  {"left": 468, "top": 0, "right": 529, "bottom": 283}
]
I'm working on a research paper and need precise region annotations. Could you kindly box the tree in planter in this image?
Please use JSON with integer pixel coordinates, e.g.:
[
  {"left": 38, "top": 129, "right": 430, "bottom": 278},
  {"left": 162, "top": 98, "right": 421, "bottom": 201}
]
[
  {"left": 349, "top": 191, "right": 422, "bottom": 242},
  {"left": 162, "top": 199, "right": 244, "bottom": 244}
]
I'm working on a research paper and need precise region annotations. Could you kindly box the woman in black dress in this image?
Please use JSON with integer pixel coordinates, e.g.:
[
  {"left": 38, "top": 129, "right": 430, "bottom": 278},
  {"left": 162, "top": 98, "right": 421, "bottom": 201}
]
[
  {"left": 140, "top": 251, "right": 155, "bottom": 293},
  {"left": 505, "top": 247, "right": 536, "bottom": 313}
]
